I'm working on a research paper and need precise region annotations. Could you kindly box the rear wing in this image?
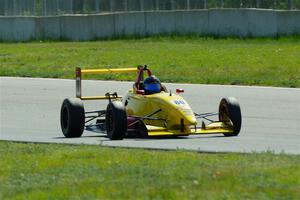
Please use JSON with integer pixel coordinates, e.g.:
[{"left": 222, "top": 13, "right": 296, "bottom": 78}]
[{"left": 75, "top": 67, "right": 137, "bottom": 100}]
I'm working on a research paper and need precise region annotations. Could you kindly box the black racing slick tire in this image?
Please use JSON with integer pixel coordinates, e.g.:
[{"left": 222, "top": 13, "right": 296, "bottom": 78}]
[
  {"left": 105, "top": 101, "right": 127, "bottom": 140},
  {"left": 60, "top": 98, "right": 85, "bottom": 138},
  {"left": 219, "top": 97, "right": 242, "bottom": 137}
]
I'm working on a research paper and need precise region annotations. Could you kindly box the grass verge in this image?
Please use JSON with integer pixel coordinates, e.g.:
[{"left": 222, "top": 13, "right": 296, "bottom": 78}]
[
  {"left": 0, "top": 141, "right": 299, "bottom": 199},
  {"left": 0, "top": 36, "right": 299, "bottom": 87}
]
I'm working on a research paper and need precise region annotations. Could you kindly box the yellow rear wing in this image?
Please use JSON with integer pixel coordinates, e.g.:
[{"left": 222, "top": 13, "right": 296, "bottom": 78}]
[{"left": 75, "top": 67, "right": 137, "bottom": 100}]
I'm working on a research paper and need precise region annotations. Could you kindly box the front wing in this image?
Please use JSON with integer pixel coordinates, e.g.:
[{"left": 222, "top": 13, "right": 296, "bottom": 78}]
[{"left": 146, "top": 122, "right": 233, "bottom": 136}]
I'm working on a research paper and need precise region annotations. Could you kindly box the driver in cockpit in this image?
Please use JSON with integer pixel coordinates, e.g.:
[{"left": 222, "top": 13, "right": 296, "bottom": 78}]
[{"left": 143, "top": 75, "right": 161, "bottom": 95}]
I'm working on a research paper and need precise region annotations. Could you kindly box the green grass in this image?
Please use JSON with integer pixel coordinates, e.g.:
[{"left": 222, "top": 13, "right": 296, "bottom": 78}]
[
  {"left": 0, "top": 141, "right": 299, "bottom": 200},
  {"left": 0, "top": 36, "right": 299, "bottom": 87}
]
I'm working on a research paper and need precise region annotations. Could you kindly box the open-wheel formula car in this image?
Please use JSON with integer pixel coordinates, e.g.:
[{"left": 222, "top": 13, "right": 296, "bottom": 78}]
[{"left": 60, "top": 65, "right": 242, "bottom": 140}]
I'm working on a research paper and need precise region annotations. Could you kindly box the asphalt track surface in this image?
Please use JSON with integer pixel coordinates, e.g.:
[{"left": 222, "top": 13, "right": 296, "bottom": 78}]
[{"left": 0, "top": 77, "right": 299, "bottom": 154}]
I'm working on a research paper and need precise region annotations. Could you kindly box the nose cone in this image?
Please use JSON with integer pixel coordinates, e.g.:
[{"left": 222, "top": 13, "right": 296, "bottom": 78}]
[
  {"left": 186, "top": 115, "right": 197, "bottom": 125},
  {"left": 151, "top": 92, "right": 197, "bottom": 127},
  {"left": 179, "top": 109, "right": 197, "bottom": 125},
  {"left": 170, "top": 97, "right": 197, "bottom": 125}
]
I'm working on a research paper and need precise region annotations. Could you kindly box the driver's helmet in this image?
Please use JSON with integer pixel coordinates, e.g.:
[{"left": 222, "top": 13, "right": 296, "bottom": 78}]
[{"left": 143, "top": 75, "right": 161, "bottom": 94}]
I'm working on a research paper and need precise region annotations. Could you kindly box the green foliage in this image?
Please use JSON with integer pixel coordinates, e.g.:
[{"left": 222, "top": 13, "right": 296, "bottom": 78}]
[
  {"left": 0, "top": 141, "right": 299, "bottom": 199},
  {"left": 0, "top": 36, "right": 299, "bottom": 87}
]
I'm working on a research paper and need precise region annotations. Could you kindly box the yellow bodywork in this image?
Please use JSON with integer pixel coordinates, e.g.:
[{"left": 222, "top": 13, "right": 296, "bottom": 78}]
[
  {"left": 76, "top": 67, "right": 234, "bottom": 136},
  {"left": 81, "top": 68, "right": 137, "bottom": 75},
  {"left": 124, "top": 90, "right": 233, "bottom": 136}
]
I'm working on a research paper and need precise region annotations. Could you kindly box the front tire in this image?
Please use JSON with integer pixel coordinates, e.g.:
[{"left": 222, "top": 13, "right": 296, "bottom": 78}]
[
  {"left": 219, "top": 97, "right": 242, "bottom": 136},
  {"left": 105, "top": 101, "right": 127, "bottom": 140},
  {"left": 60, "top": 98, "right": 85, "bottom": 138}
]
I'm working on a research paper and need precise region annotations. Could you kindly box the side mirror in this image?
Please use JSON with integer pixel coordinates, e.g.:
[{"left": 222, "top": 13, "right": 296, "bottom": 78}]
[
  {"left": 136, "top": 90, "right": 145, "bottom": 95},
  {"left": 176, "top": 89, "right": 184, "bottom": 94}
]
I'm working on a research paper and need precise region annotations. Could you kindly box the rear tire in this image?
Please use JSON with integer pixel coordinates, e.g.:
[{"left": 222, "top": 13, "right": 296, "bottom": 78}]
[
  {"left": 105, "top": 101, "right": 127, "bottom": 140},
  {"left": 60, "top": 98, "right": 85, "bottom": 138},
  {"left": 219, "top": 97, "right": 242, "bottom": 136}
]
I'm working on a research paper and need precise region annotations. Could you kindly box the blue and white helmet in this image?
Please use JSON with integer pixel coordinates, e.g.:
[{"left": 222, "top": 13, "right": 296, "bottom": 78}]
[{"left": 144, "top": 75, "right": 161, "bottom": 94}]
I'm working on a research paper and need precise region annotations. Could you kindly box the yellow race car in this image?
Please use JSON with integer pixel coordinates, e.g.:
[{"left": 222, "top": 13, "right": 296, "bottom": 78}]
[{"left": 60, "top": 65, "right": 242, "bottom": 140}]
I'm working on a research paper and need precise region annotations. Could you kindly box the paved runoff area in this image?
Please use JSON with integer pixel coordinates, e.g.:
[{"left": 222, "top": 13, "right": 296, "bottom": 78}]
[{"left": 0, "top": 77, "right": 299, "bottom": 154}]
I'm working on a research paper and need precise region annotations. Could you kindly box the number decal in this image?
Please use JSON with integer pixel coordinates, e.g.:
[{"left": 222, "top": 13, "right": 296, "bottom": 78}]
[{"left": 173, "top": 100, "right": 186, "bottom": 105}]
